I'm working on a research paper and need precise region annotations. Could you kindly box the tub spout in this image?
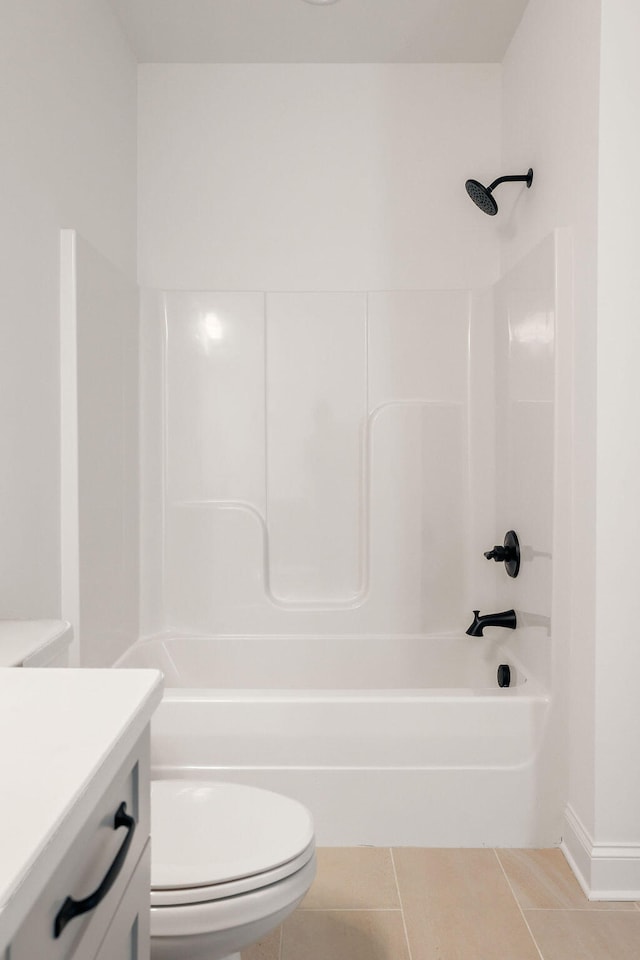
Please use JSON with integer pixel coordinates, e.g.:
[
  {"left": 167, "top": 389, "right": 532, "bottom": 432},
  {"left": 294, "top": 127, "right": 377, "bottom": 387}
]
[{"left": 466, "top": 609, "right": 517, "bottom": 637}]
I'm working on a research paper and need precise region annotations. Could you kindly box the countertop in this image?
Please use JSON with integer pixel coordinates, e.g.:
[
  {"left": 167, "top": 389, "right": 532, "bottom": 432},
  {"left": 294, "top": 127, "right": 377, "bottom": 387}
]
[
  {"left": 0, "top": 667, "right": 163, "bottom": 947},
  {"left": 0, "top": 619, "right": 72, "bottom": 666}
]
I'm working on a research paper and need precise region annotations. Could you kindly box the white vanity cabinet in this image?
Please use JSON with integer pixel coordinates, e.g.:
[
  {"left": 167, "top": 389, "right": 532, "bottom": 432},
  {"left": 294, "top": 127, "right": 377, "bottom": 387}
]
[
  {"left": 93, "top": 844, "right": 151, "bottom": 960},
  {"left": 0, "top": 668, "right": 163, "bottom": 960}
]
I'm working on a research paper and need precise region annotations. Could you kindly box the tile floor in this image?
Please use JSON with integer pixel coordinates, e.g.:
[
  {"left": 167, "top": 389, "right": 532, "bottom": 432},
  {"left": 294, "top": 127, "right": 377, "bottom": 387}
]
[{"left": 242, "top": 848, "right": 640, "bottom": 960}]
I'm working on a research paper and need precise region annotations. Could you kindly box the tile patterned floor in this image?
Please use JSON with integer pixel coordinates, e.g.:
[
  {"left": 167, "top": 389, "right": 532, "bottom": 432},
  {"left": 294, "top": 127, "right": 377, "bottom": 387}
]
[{"left": 242, "top": 848, "right": 640, "bottom": 960}]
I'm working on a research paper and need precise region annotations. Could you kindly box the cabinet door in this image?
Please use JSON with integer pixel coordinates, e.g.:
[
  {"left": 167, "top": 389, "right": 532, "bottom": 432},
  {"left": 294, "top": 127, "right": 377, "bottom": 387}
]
[{"left": 94, "top": 843, "right": 150, "bottom": 960}]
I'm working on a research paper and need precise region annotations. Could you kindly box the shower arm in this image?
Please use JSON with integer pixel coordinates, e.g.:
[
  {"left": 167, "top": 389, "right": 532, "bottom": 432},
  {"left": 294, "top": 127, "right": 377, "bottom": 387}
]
[{"left": 486, "top": 173, "right": 532, "bottom": 192}]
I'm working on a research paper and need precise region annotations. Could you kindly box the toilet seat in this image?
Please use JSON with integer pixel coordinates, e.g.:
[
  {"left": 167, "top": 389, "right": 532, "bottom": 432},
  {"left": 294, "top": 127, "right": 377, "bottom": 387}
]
[
  {"left": 150, "top": 853, "right": 317, "bottom": 941},
  {"left": 150, "top": 780, "right": 315, "bottom": 908},
  {"left": 151, "top": 840, "right": 315, "bottom": 906}
]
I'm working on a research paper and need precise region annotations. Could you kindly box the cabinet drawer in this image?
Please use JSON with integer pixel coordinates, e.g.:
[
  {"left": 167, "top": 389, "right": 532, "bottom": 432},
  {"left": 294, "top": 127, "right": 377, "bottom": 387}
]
[{"left": 10, "top": 733, "right": 150, "bottom": 960}]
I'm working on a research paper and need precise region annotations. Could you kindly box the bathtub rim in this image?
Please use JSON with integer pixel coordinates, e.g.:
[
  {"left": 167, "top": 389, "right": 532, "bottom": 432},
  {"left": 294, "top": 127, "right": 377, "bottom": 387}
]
[
  {"left": 157, "top": 680, "right": 548, "bottom": 702},
  {"left": 115, "top": 632, "right": 545, "bottom": 697}
]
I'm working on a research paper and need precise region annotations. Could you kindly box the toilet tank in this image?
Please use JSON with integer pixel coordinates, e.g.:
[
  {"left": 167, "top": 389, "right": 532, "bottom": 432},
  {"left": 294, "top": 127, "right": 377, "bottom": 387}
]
[{"left": 0, "top": 620, "right": 73, "bottom": 667}]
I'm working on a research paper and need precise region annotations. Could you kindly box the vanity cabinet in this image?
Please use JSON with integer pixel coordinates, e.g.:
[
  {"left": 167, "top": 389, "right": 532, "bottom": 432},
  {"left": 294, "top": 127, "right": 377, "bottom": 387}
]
[
  {"left": 94, "top": 844, "right": 151, "bottom": 960},
  {"left": 0, "top": 669, "right": 162, "bottom": 960},
  {"left": 9, "top": 735, "right": 150, "bottom": 960}
]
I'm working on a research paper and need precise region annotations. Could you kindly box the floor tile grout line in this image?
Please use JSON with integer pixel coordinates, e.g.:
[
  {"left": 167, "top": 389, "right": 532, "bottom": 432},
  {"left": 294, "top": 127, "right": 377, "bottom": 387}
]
[
  {"left": 278, "top": 921, "right": 283, "bottom": 960},
  {"left": 297, "top": 907, "right": 405, "bottom": 913},
  {"left": 493, "top": 849, "right": 546, "bottom": 960},
  {"left": 523, "top": 906, "right": 640, "bottom": 912},
  {"left": 390, "top": 847, "right": 414, "bottom": 960}
]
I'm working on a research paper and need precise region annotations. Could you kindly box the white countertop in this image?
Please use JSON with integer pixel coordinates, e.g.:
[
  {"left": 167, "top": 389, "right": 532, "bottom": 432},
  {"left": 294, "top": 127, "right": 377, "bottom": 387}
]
[
  {"left": 0, "top": 667, "right": 163, "bottom": 947},
  {"left": 0, "top": 619, "right": 72, "bottom": 666}
]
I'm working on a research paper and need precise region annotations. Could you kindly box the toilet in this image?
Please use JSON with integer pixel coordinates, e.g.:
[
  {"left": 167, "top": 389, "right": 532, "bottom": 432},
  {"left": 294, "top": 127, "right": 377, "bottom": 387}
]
[{"left": 149, "top": 780, "right": 316, "bottom": 960}]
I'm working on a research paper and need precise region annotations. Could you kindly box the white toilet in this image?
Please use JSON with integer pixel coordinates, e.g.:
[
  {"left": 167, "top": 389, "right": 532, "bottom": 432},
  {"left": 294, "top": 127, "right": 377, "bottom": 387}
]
[{"left": 149, "top": 780, "right": 316, "bottom": 960}]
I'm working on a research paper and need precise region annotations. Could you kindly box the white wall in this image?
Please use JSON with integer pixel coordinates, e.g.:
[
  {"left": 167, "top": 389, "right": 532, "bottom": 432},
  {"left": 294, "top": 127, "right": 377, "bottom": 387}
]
[
  {"left": 0, "top": 0, "right": 137, "bottom": 619},
  {"left": 505, "top": 0, "right": 640, "bottom": 897},
  {"left": 138, "top": 64, "right": 501, "bottom": 292},
  {"left": 501, "top": 0, "right": 601, "bottom": 851},
  {"left": 61, "top": 232, "right": 139, "bottom": 667},
  {"left": 594, "top": 0, "right": 640, "bottom": 853}
]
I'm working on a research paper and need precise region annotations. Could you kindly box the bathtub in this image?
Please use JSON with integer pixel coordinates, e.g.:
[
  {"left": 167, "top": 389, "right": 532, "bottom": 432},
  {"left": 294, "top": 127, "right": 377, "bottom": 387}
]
[{"left": 115, "top": 635, "right": 555, "bottom": 846}]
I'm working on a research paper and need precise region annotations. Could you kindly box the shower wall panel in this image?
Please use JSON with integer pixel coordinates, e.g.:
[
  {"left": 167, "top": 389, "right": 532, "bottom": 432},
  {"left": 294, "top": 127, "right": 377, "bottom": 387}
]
[
  {"left": 493, "top": 233, "right": 557, "bottom": 686},
  {"left": 367, "top": 402, "right": 466, "bottom": 634},
  {"left": 165, "top": 292, "right": 266, "bottom": 509},
  {"left": 144, "top": 289, "right": 477, "bottom": 636},
  {"left": 266, "top": 293, "right": 366, "bottom": 603},
  {"left": 368, "top": 291, "right": 469, "bottom": 406}
]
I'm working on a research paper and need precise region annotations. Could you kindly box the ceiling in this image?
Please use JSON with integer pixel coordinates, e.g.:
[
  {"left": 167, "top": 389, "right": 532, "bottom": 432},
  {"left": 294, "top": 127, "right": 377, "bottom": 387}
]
[{"left": 108, "top": 0, "right": 530, "bottom": 64}]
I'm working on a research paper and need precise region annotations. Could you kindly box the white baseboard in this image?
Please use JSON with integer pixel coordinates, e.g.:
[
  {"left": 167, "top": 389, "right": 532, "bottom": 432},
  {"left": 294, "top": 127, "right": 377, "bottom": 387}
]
[{"left": 562, "top": 804, "right": 640, "bottom": 900}]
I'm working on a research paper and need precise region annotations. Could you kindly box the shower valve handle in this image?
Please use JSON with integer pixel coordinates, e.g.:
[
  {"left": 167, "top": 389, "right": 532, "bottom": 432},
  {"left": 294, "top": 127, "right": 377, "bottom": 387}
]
[
  {"left": 483, "top": 530, "right": 520, "bottom": 578},
  {"left": 484, "top": 546, "right": 510, "bottom": 562}
]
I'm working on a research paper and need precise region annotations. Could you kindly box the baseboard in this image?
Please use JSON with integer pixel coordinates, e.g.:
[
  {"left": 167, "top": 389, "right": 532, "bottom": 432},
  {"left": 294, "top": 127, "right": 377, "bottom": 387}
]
[{"left": 562, "top": 804, "right": 640, "bottom": 900}]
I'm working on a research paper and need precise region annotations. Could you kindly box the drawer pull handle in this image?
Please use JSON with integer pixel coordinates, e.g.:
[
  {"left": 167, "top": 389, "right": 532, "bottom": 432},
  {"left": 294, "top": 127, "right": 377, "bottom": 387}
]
[{"left": 53, "top": 801, "right": 136, "bottom": 938}]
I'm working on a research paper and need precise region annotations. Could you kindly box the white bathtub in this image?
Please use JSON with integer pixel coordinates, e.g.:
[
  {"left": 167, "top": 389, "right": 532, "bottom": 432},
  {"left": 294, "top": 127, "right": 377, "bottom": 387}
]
[{"left": 115, "top": 635, "right": 555, "bottom": 846}]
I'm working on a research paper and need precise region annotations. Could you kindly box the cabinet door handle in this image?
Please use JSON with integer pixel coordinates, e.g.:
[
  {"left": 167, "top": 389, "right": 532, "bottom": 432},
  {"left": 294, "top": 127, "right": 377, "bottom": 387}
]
[{"left": 53, "top": 801, "right": 136, "bottom": 938}]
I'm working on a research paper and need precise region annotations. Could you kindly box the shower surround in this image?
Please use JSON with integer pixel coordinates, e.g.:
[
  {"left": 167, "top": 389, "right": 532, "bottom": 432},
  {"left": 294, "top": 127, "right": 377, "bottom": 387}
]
[
  {"left": 126, "top": 232, "right": 565, "bottom": 844},
  {"left": 141, "top": 287, "right": 488, "bottom": 636},
  {"left": 123, "top": 64, "right": 563, "bottom": 845}
]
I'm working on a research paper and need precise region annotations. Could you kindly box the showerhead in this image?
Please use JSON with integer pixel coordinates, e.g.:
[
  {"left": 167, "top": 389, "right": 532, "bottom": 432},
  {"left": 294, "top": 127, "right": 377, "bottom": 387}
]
[
  {"left": 465, "top": 168, "right": 533, "bottom": 215},
  {"left": 465, "top": 179, "right": 498, "bottom": 216}
]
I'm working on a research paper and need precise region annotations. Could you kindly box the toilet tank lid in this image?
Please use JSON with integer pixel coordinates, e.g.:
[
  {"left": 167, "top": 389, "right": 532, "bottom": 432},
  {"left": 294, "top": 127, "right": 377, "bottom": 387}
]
[{"left": 150, "top": 780, "right": 315, "bottom": 889}]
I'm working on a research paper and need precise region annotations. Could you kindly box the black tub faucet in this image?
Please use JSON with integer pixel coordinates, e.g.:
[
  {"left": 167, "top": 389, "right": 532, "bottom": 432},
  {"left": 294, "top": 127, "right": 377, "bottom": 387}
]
[{"left": 466, "top": 609, "right": 517, "bottom": 637}]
